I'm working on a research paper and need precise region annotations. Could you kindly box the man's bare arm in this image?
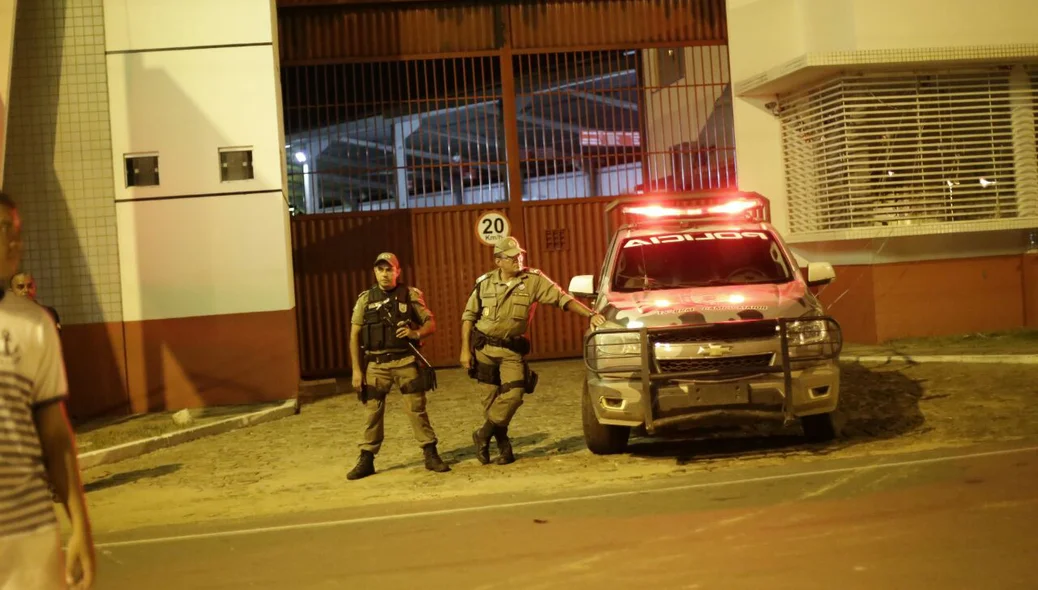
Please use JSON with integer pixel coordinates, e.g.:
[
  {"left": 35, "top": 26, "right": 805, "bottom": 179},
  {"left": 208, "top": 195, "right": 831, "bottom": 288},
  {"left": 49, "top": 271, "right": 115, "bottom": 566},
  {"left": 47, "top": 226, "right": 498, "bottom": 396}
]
[{"left": 34, "top": 401, "right": 94, "bottom": 589}]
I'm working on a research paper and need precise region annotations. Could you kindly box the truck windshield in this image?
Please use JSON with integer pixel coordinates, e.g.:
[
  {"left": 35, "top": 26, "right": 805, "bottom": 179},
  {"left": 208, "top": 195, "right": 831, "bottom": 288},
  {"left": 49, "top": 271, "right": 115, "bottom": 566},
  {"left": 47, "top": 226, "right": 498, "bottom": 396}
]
[{"left": 612, "top": 229, "right": 794, "bottom": 292}]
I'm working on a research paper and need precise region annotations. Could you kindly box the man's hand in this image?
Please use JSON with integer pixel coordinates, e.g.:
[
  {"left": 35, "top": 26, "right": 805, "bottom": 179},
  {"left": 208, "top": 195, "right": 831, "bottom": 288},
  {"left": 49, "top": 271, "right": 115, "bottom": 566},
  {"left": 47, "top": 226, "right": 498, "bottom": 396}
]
[
  {"left": 395, "top": 326, "right": 417, "bottom": 340},
  {"left": 351, "top": 371, "right": 364, "bottom": 395},
  {"left": 459, "top": 349, "right": 472, "bottom": 368},
  {"left": 66, "top": 526, "right": 95, "bottom": 589},
  {"left": 590, "top": 313, "right": 606, "bottom": 328}
]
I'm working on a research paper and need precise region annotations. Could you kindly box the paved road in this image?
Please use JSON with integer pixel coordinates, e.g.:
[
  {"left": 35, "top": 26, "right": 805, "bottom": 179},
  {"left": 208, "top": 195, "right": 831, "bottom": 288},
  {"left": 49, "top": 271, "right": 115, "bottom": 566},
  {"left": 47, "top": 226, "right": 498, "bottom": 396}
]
[{"left": 94, "top": 441, "right": 1038, "bottom": 589}]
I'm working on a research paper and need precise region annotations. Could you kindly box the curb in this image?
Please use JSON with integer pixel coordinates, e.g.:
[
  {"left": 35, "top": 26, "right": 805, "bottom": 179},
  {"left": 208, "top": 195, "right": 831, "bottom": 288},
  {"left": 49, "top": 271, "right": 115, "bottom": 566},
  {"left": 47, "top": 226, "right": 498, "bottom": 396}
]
[
  {"left": 843, "top": 354, "right": 1038, "bottom": 365},
  {"left": 77, "top": 398, "right": 301, "bottom": 470}
]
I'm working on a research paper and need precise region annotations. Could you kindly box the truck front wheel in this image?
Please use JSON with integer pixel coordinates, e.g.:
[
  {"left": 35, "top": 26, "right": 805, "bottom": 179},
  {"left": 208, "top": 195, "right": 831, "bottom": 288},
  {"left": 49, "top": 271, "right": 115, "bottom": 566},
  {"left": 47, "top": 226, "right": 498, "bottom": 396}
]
[
  {"left": 801, "top": 412, "right": 837, "bottom": 443},
  {"left": 582, "top": 382, "right": 630, "bottom": 455}
]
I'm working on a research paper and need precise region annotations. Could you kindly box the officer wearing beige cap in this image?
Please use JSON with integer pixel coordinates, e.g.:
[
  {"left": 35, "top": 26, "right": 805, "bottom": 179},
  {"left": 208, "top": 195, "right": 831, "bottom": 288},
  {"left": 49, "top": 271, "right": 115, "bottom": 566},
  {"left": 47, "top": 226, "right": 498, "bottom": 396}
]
[
  {"left": 347, "top": 252, "right": 449, "bottom": 480},
  {"left": 460, "top": 236, "right": 605, "bottom": 465}
]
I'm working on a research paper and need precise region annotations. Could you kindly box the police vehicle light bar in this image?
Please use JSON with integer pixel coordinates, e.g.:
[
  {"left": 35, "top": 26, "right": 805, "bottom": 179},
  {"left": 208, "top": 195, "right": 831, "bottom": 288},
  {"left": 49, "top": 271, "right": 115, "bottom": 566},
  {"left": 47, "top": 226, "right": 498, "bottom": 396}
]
[{"left": 622, "top": 199, "right": 760, "bottom": 218}]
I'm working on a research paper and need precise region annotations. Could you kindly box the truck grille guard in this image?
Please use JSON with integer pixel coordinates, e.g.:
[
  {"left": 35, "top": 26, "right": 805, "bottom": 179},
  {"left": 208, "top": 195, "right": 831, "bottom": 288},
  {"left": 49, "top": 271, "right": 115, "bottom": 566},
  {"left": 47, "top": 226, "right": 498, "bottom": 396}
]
[{"left": 582, "top": 316, "right": 843, "bottom": 430}]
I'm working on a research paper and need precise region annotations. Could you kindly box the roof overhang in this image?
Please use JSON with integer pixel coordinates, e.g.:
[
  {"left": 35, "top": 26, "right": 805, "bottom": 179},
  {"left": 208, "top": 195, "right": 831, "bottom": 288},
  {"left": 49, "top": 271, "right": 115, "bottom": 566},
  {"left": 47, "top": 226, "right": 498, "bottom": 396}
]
[{"left": 734, "top": 44, "right": 1038, "bottom": 99}]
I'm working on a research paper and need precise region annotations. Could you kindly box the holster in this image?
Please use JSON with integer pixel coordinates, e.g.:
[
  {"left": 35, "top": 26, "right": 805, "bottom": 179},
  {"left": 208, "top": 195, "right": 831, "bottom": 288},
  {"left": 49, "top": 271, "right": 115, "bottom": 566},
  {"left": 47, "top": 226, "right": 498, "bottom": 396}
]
[
  {"left": 524, "top": 363, "right": 539, "bottom": 395},
  {"left": 402, "top": 365, "right": 437, "bottom": 394}
]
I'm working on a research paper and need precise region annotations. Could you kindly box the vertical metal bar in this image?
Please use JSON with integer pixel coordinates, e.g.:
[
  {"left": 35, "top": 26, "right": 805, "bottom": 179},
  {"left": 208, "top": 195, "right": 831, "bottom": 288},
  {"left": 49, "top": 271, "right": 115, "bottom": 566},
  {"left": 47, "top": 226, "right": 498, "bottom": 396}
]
[
  {"left": 715, "top": 46, "right": 734, "bottom": 188},
  {"left": 676, "top": 47, "right": 694, "bottom": 192},
  {"left": 442, "top": 57, "right": 455, "bottom": 208},
  {"left": 459, "top": 56, "right": 474, "bottom": 207},
  {"left": 550, "top": 51, "right": 565, "bottom": 198},
  {"left": 499, "top": 15, "right": 527, "bottom": 245},
  {"left": 419, "top": 58, "right": 432, "bottom": 209},
  {"left": 634, "top": 49, "right": 651, "bottom": 195},
  {"left": 640, "top": 327, "right": 654, "bottom": 434},
  {"left": 574, "top": 51, "right": 591, "bottom": 197},
  {"left": 780, "top": 321, "right": 794, "bottom": 425}
]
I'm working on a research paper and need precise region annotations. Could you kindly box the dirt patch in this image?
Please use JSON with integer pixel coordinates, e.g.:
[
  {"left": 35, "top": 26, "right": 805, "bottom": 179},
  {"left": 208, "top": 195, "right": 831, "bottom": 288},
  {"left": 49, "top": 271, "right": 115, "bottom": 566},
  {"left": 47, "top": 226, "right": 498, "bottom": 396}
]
[
  {"left": 80, "top": 359, "right": 1038, "bottom": 535},
  {"left": 74, "top": 403, "right": 283, "bottom": 452},
  {"left": 844, "top": 328, "right": 1038, "bottom": 357}
]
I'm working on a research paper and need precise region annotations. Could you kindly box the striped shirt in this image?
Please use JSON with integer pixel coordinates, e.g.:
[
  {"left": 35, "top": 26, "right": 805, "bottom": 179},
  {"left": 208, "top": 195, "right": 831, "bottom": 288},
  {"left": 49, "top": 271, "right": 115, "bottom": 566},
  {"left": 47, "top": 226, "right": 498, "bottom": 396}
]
[{"left": 0, "top": 290, "right": 68, "bottom": 538}]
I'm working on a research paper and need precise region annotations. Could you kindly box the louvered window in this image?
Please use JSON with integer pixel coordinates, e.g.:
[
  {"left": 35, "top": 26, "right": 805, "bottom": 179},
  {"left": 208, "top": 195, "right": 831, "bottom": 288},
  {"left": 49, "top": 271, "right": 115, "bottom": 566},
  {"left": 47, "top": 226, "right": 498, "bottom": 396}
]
[{"left": 778, "top": 67, "right": 1038, "bottom": 241}]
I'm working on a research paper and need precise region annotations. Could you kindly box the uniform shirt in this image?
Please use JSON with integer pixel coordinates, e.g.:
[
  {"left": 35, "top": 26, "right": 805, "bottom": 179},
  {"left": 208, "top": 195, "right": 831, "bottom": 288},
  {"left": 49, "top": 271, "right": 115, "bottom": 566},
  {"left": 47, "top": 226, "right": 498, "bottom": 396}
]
[
  {"left": 462, "top": 268, "right": 573, "bottom": 340},
  {"left": 0, "top": 291, "right": 68, "bottom": 538},
  {"left": 351, "top": 285, "right": 434, "bottom": 353}
]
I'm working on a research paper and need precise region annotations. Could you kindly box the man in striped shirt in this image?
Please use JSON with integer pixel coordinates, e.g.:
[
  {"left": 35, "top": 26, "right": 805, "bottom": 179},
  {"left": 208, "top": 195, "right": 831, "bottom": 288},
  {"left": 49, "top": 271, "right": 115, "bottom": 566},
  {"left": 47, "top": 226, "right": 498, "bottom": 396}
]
[{"left": 0, "top": 192, "right": 94, "bottom": 589}]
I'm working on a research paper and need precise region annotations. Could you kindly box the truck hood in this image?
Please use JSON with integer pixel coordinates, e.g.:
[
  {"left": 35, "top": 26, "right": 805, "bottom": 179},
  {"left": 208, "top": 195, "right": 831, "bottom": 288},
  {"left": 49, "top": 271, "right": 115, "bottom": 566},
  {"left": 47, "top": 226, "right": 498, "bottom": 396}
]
[{"left": 600, "top": 281, "right": 818, "bottom": 328}]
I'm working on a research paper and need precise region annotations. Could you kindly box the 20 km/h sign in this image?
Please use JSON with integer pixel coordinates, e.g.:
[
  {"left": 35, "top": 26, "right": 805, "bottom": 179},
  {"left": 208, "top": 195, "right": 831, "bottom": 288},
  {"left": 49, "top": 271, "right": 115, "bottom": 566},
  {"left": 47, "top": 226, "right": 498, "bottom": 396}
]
[{"left": 475, "top": 210, "right": 511, "bottom": 246}]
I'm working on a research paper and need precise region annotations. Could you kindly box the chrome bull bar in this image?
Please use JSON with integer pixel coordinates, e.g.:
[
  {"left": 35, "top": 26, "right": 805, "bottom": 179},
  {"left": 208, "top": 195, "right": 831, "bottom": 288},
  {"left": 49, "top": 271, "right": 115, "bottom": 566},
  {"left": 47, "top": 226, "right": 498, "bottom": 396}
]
[{"left": 582, "top": 316, "right": 843, "bottom": 432}]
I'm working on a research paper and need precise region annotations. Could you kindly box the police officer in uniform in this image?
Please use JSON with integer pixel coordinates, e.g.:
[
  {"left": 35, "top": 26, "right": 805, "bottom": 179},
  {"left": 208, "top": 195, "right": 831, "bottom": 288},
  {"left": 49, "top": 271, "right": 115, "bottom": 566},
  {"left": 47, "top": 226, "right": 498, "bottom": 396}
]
[
  {"left": 347, "top": 252, "right": 450, "bottom": 480},
  {"left": 460, "top": 237, "right": 606, "bottom": 465}
]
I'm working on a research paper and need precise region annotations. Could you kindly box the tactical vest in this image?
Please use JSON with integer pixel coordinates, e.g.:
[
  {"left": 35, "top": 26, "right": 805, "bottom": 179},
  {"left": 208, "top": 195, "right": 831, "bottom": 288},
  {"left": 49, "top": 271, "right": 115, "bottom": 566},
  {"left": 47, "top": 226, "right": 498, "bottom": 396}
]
[{"left": 360, "top": 285, "right": 419, "bottom": 352}]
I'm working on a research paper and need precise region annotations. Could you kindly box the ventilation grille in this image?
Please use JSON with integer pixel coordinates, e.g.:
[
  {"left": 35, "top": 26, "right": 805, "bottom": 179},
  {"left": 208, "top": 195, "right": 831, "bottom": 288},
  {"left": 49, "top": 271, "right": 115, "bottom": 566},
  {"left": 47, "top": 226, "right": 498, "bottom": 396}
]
[{"left": 778, "top": 67, "right": 1038, "bottom": 240}]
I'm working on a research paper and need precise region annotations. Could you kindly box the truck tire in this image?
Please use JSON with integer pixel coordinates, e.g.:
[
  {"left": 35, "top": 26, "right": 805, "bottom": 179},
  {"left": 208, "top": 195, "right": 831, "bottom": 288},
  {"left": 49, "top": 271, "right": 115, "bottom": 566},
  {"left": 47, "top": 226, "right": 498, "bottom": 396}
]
[
  {"left": 800, "top": 412, "right": 837, "bottom": 443},
  {"left": 582, "top": 382, "right": 630, "bottom": 455}
]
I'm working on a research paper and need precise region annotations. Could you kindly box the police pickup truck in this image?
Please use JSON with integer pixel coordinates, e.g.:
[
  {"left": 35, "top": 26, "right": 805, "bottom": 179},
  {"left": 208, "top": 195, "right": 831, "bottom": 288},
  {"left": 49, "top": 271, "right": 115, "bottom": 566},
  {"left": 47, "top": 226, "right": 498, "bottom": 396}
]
[{"left": 568, "top": 192, "right": 843, "bottom": 455}]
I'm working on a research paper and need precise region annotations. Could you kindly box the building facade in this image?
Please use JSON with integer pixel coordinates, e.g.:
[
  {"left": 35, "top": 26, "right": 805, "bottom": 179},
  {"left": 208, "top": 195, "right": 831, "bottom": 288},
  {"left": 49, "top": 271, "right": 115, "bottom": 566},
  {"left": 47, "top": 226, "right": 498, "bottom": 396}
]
[
  {"left": 0, "top": 0, "right": 298, "bottom": 420},
  {"left": 1, "top": 0, "right": 1036, "bottom": 418},
  {"left": 726, "top": 0, "right": 1038, "bottom": 342}
]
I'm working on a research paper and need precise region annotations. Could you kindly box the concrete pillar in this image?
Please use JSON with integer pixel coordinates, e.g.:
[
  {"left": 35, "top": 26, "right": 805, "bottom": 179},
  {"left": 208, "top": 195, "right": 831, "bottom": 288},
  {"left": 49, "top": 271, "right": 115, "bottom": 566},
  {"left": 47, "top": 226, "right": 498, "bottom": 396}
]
[
  {"left": 104, "top": 0, "right": 298, "bottom": 413},
  {"left": 3, "top": 0, "right": 127, "bottom": 420},
  {"left": 0, "top": 0, "right": 16, "bottom": 186}
]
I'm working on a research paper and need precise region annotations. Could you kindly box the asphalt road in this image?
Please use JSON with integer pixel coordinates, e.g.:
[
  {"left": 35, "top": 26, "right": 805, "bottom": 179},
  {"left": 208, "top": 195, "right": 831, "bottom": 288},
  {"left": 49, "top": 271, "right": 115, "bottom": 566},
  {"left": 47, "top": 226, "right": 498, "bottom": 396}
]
[{"left": 94, "top": 441, "right": 1038, "bottom": 589}]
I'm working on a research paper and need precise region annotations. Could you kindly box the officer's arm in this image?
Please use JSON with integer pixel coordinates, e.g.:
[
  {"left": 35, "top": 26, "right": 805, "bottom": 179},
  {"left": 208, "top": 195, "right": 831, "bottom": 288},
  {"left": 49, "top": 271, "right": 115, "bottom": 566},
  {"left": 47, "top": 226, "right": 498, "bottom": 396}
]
[
  {"left": 409, "top": 288, "right": 436, "bottom": 339},
  {"left": 565, "top": 298, "right": 595, "bottom": 319},
  {"left": 535, "top": 274, "right": 595, "bottom": 319},
  {"left": 350, "top": 325, "right": 363, "bottom": 375},
  {"left": 350, "top": 295, "right": 366, "bottom": 374},
  {"left": 460, "top": 287, "right": 481, "bottom": 352}
]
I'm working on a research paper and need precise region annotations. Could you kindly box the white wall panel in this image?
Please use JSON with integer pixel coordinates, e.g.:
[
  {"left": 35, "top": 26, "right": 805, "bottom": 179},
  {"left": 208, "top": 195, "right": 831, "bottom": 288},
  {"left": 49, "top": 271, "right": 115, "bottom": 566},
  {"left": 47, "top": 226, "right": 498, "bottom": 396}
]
[
  {"left": 103, "top": 0, "right": 273, "bottom": 53},
  {"left": 117, "top": 191, "right": 293, "bottom": 322},
  {"left": 107, "top": 45, "right": 282, "bottom": 200}
]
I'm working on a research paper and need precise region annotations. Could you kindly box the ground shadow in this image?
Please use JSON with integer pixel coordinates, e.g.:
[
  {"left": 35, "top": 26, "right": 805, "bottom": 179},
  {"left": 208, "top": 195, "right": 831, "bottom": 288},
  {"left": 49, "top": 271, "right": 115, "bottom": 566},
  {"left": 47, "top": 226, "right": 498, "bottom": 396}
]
[
  {"left": 84, "top": 464, "right": 181, "bottom": 493},
  {"left": 627, "top": 362, "right": 926, "bottom": 464},
  {"left": 389, "top": 431, "right": 556, "bottom": 471},
  {"left": 516, "top": 435, "right": 586, "bottom": 460}
]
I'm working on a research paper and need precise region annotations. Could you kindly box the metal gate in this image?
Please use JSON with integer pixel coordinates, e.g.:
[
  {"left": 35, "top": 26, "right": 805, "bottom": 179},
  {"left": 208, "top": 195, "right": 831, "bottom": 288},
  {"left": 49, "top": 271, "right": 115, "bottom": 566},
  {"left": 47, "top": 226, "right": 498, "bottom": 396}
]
[{"left": 278, "top": 0, "right": 735, "bottom": 378}]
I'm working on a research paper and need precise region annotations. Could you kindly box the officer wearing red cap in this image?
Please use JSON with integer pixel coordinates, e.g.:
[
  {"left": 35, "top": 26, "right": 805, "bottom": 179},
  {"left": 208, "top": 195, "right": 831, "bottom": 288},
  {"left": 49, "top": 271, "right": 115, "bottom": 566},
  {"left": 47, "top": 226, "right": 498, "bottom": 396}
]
[
  {"left": 460, "top": 236, "right": 605, "bottom": 465},
  {"left": 347, "top": 252, "right": 449, "bottom": 479}
]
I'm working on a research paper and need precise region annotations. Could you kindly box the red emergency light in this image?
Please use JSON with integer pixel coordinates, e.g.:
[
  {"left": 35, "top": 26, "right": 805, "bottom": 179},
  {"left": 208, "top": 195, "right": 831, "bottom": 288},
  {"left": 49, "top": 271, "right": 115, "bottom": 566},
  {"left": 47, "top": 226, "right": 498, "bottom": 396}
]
[{"left": 622, "top": 198, "right": 761, "bottom": 219}]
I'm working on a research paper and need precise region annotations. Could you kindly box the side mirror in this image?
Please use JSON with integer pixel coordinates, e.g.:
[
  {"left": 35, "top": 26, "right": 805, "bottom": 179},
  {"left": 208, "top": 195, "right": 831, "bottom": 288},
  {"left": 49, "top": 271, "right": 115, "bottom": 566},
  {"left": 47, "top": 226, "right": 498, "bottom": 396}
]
[
  {"left": 568, "top": 275, "right": 596, "bottom": 298},
  {"left": 806, "top": 262, "right": 836, "bottom": 287}
]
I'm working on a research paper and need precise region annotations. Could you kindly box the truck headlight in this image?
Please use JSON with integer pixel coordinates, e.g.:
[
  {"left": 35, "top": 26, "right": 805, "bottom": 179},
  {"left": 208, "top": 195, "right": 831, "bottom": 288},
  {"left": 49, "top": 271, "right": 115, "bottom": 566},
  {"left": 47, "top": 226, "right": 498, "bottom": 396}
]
[
  {"left": 787, "top": 319, "right": 828, "bottom": 346},
  {"left": 588, "top": 331, "right": 642, "bottom": 372},
  {"left": 591, "top": 331, "right": 641, "bottom": 357}
]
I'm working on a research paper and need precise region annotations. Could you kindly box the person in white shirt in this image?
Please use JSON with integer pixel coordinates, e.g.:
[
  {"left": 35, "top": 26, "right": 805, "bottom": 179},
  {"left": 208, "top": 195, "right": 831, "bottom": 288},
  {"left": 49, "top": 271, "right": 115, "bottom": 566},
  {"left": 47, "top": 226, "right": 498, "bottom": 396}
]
[{"left": 0, "top": 191, "right": 94, "bottom": 589}]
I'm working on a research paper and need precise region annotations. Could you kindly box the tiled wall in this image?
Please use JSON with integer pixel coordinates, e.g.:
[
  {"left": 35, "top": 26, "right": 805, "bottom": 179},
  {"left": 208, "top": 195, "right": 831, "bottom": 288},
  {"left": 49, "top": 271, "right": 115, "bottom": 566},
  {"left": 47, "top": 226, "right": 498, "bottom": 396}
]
[{"left": 3, "top": 0, "right": 121, "bottom": 324}]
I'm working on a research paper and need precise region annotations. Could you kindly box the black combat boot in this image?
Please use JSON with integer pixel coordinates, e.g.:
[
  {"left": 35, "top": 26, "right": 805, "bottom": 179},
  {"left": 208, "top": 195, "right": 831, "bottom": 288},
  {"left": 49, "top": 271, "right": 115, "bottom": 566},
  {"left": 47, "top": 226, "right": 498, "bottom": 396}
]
[
  {"left": 423, "top": 443, "right": 451, "bottom": 473},
  {"left": 346, "top": 450, "right": 375, "bottom": 480},
  {"left": 493, "top": 425, "right": 515, "bottom": 465},
  {"left": 472, "top": 420, "right": 495, "bottom": 465}
]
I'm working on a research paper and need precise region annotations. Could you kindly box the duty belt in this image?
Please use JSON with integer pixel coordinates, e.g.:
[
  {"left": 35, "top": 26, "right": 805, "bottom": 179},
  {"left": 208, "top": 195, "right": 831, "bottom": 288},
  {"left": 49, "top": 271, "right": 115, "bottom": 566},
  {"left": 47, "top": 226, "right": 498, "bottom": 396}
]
[
  {"left": 365, "top": 350, "right": 412, "bottom": 364},
  {"left": 473, "top": 329, "right": 530, "bottom": 355}
]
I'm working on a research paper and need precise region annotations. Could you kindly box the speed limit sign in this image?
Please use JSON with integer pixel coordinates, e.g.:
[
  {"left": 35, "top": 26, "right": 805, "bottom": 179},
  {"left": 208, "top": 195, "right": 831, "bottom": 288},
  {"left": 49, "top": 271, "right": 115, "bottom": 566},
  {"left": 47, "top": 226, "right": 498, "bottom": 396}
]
[{"left": 475, "top": 210, "right": 511, "bottom": 246}]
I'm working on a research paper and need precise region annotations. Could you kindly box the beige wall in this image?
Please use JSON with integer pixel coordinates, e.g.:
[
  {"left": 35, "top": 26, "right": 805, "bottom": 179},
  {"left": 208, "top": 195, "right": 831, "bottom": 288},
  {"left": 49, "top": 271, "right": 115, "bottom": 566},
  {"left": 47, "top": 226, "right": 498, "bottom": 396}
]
[
  {"left": 3, "top": 0, "right": 122, "bottom": 324},
  {"left": 103, "top": 0, "right": 293, "bottom": 322}
]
